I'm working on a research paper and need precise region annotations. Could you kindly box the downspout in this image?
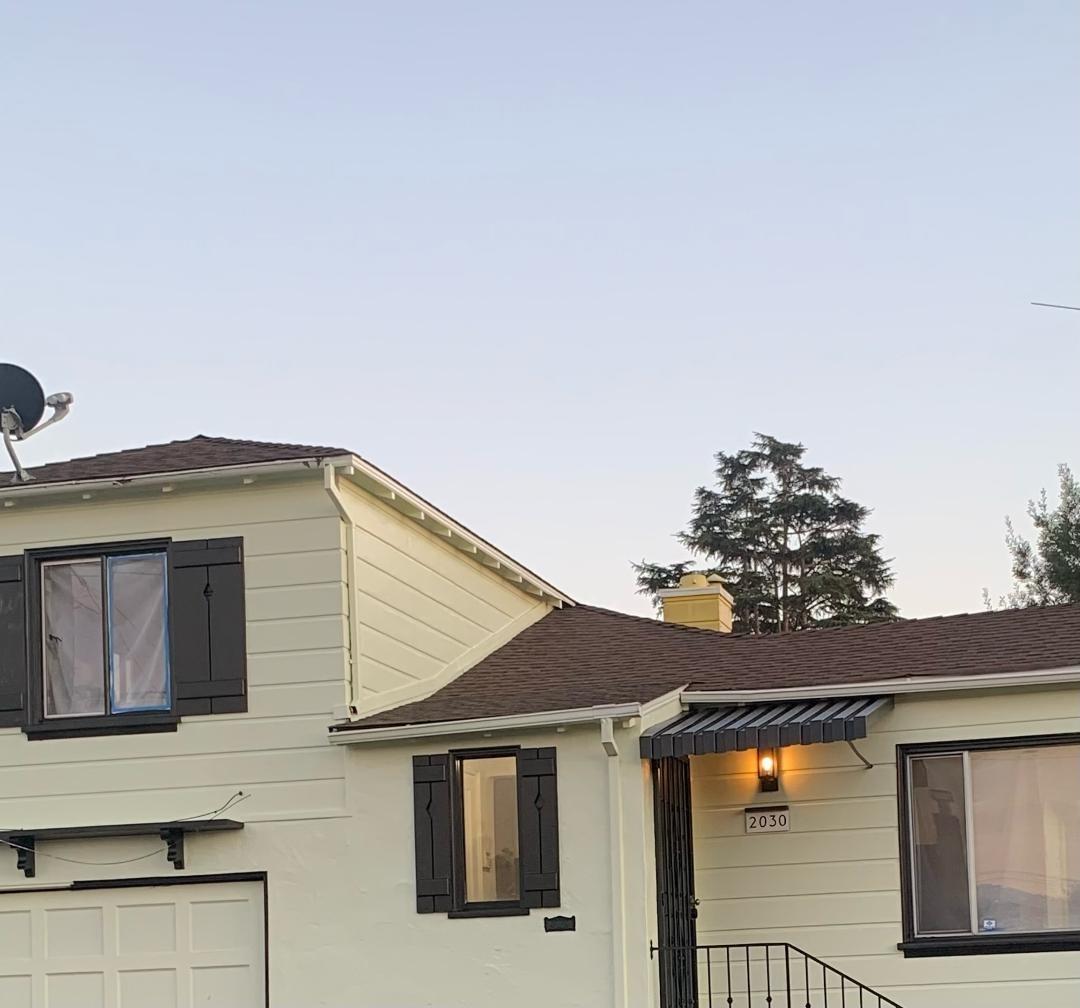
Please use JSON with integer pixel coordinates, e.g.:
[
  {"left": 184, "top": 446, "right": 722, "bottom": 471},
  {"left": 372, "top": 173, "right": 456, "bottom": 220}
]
[
  {"left": 323, "top": 464, "right": 358, "bottom": 714},
  {"left": 601, "top": 717, "right": 629, "bottom": 1008}
]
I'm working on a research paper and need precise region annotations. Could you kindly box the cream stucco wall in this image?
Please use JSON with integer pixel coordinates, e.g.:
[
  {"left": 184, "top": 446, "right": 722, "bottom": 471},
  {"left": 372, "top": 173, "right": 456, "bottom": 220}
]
[
  {"left": 0, "top": 477, "right": 358, "bottom": 1005},
  {"left": 345, "top": 720, "right": 656, "bottom": 1008},
  {"left": 691, "top": 685, "right": 1080, "bottom": 1007},
  {"left": 0, "top": 470, "right": 561, "bottom": 1006}
]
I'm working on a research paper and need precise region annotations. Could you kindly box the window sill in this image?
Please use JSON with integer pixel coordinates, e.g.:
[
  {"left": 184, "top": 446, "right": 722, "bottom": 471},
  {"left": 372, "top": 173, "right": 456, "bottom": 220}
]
[
  {"left": 24, "top": 714, "right": 179, "bottom": 740},
  {"left": 448, "top": 905, "right": 530, "bottom": 919},
  {"left": 899, "top": 931, "right": 1080, "bottom": 958}
]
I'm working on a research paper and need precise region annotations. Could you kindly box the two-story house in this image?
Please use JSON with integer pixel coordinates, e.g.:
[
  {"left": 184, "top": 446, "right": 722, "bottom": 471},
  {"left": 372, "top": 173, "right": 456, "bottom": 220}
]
[{"left": 0, "top": 435, "right": 1076, "bottom": 1007}]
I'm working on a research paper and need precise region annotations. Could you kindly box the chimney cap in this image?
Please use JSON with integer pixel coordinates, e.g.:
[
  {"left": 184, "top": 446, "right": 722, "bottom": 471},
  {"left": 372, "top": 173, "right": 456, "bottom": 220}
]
[{"left": 678, "top": 573, "right": 709, "bottom": 589}]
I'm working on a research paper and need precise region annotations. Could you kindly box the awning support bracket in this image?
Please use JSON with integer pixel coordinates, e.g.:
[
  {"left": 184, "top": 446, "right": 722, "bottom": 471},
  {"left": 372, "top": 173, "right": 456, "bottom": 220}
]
[{"left": 847, "top": 740, "right": 873, "bottom": 769}]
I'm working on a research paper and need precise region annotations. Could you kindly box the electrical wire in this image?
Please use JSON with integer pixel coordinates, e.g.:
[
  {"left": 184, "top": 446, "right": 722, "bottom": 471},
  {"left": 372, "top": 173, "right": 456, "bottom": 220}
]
[{"left": 0, "top": 791, "right": 250, "bottom": 868}]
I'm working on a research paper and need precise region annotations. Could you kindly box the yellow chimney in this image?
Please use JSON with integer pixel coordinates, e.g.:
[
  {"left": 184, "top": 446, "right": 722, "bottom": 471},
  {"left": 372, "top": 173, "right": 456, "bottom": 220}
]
[{"left": 659, "top": 573, "right": 734, "bottom": 632}]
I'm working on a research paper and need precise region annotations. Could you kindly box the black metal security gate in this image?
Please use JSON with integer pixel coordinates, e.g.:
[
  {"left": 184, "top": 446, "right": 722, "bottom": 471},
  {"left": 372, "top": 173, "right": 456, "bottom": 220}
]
[{"left": 652, "top": 756, "right": 698, "bottom": 1008}]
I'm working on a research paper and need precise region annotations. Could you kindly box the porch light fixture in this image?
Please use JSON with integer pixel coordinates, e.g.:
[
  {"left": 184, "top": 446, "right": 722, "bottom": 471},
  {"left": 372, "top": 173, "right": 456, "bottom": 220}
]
[{"left": 757, "top": 748, "right": 779, "bottom": 792}]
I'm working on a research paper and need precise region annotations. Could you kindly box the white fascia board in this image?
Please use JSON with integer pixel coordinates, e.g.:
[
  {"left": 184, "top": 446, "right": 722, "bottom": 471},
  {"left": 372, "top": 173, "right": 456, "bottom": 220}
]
[
  {"left": 0, "top": 457, "right": 345, "bottom": 504},
  {"left": 328, "top": 702, "right": 643, "bottom": 744},
  {"left": 336, "top": 456, "right": 572, "bottom": 606},
  {"left": 682, "top": 665, "right": 1080, "bottom": 705}
]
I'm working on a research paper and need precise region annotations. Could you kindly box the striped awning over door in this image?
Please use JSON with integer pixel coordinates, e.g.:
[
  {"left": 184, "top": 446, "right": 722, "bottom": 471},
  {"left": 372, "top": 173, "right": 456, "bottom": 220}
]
[{"left": 640, "top": 696, "right": 891, "bottom": 759}]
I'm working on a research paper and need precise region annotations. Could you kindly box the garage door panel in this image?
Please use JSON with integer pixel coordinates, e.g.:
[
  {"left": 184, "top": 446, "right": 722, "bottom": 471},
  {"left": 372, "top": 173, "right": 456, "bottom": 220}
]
[
  {"left": 117, "top": 968, "right": 178, "bottom": 1007},
  {"left": 0, "top": 974, "right": 32, "bottom": 1008},
  {"left": 0, "top": 910, "right": 32, "bottom": 957},
  {"left": 189, "top": 897, "right": 260, "bottom": 952},
  {"left": 0, "top": 881, "right": 264, "bottom": 1008},
  {"left": 45, "top": 906, "right": 105, "bottom": 957},
  {"left": 193, "top": 964, "right": 258, "bottom": 1004},
  {"left": 116, "top": 903, "right": 177, "bottom": 956},
  {"left": 46, "top": 970, "right": 105, "bottom": 1008}
]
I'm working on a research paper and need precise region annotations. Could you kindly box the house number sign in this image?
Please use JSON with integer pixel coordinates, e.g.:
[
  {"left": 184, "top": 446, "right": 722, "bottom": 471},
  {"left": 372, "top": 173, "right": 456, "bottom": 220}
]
[{"left": 744, "top": 805, "right": 790, "bottom": 834}]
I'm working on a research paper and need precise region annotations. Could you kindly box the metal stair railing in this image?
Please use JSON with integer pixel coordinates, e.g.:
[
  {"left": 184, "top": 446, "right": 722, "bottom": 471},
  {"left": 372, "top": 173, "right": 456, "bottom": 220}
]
[{"left": 650, "top": 941, "right": 904, "bottom": 1008}]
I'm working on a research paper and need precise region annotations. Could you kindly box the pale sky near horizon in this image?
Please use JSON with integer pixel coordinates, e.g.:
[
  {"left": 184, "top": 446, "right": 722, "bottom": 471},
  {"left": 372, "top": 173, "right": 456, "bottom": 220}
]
[{"left": 1, "top": 2, "right": 1077, "bottom": 620}]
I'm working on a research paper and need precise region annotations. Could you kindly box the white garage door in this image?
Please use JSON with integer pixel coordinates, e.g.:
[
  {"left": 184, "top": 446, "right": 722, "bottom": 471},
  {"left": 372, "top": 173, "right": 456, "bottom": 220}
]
[{"left": 0, "top": 879, "right": 265, "bottom": 1007}]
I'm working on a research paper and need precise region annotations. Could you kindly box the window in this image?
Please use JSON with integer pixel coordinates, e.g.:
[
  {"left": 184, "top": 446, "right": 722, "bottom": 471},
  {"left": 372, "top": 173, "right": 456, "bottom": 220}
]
[
  {"left": 0, "top": 537, "right": 249, "bottom": 738},
  {"left": 457, "top": 754, "right": 521, "bottom": 907},
  {"left": 901, "top": 736, "right": 1080, "bottom": 956},
  {"left": 411, "top": 747, "right": 560, "bottom": 916},
  {"left": 42, "top": 554, "right": 170, "bottom": 718}
]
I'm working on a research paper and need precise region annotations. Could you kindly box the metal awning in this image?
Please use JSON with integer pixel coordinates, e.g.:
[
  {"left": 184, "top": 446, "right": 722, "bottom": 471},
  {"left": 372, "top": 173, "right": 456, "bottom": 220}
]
[{"left": 640, "top": 696, "right": 891, "bottom": 759}]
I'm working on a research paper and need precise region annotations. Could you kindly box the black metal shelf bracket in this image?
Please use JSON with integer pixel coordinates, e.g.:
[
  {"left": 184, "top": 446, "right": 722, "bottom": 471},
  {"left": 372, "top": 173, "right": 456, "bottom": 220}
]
[
  {"left": 11, "top": 835, "right": 34, "bottom": 878},
  {"left": 161, "top": 828, "right": 185, "bottom": 870},
  {"left": 0, "top": 819, "right": 242, "bottom": 878}
]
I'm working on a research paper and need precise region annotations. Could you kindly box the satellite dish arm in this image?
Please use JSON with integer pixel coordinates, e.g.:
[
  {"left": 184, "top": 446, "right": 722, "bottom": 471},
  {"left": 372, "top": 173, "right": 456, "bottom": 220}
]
[
  {"left": 1, "top": 419, "right": 31, "bottom": 482},
  {"left": 14, "top": 392, "right": 74, "bottom": 441},
  {"left": 1, "top": 392, "right": 74, "bottom": 483}
]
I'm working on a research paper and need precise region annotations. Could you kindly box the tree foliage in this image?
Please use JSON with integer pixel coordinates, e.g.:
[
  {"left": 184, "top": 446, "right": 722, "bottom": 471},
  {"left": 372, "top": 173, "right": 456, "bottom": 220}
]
[
  {"left": 1002, "top": 464, "right": 1080, "bottom": 607},
  {"left": 634, "top": 434, "right": 898, "bottom": 634}
]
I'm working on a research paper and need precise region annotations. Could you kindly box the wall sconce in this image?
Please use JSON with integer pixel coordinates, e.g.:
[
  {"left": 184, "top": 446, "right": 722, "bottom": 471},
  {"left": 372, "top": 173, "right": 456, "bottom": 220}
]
[{"left": 757, "top": 748, "right": 779, "bottom": 792}]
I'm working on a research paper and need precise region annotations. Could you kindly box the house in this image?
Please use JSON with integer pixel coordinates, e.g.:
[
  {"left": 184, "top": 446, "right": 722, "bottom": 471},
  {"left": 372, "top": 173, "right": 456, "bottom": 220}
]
[{"left": 0, "top": 435, "right": 1076, "bottom": 1007}]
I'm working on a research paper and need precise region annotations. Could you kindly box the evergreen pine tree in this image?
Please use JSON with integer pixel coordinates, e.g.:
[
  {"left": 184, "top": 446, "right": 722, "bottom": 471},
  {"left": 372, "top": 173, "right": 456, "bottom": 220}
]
[
  {"left": 634, "top": 434, "right": 898, "bottom": 633},
  {"left": 1003, "top": 464, "right": 1080, "bottom": 606}
]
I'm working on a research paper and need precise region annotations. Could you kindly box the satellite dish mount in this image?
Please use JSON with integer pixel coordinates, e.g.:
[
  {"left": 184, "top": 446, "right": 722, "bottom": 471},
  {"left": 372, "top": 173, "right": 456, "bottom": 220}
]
[{"left": 0, "top": 364, "right": 74, "bottom": 484}]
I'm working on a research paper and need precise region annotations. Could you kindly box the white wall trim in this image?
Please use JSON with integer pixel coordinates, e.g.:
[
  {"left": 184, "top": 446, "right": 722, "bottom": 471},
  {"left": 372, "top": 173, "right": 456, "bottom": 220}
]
[
  {"left": 682, "top": 665, "right": 1080, "bottom": 704},
  {"left": 328, "top": 702, "right": 643, "bottom": 744}
]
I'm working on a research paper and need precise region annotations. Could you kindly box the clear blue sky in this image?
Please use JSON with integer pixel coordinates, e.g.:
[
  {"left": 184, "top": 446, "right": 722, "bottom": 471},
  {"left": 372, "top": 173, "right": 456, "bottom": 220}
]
[{"left": 2, "top": 2, "right": 1077, "bottom": 619}]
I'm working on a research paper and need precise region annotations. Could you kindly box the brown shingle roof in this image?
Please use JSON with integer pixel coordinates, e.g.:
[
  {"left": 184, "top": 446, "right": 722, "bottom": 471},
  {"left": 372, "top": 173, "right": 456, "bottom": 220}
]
[
  {"left": 339, "top": 601, "right": 1080, "bottom": 730},
  {"left": 18, "top": 435, "right": 350, "bottom": 486}
]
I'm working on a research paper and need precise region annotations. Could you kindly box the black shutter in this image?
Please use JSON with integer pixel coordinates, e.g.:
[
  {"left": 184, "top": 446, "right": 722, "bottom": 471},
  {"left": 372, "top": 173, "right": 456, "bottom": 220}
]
[
  {"left": 412, "top": 754, "right": 452, "bottom": 913},
  {"left": 0, "top": 555, "right": 26, "bottom": 728},
  {"left": 168, "top": 538, "right": 247, "bottom": 715},
  {"left": 518, "top": 747, "right": 560, "bottom": 908}
]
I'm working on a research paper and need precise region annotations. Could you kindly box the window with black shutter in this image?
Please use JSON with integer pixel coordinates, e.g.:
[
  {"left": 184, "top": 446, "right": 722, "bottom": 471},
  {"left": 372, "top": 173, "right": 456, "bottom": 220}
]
[
  {"left": 412, "top": 745, "right": 561, "bottom": 917},
  {"left": 0, "top": 537, "right": 248, "bottom": 739}
]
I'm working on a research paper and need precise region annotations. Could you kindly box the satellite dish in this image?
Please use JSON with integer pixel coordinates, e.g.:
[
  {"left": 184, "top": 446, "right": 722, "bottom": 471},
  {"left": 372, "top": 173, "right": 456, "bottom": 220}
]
[
  {"left": 0, "top": 364, "right": 74, "bottom": 483},
  {"left": 0, "top": 364, "right": 47, "bottom": 433}
]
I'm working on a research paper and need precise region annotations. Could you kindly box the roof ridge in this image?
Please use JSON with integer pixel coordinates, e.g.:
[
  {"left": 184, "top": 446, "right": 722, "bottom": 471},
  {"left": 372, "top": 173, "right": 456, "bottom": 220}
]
[{"left": 572, "top": 598, "right": 1080, "bottom": 640}]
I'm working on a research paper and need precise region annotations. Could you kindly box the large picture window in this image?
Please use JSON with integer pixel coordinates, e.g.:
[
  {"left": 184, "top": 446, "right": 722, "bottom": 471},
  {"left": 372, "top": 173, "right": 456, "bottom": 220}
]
[{"left": 901, "top": 736, "right": 1080, "bottom": 955}]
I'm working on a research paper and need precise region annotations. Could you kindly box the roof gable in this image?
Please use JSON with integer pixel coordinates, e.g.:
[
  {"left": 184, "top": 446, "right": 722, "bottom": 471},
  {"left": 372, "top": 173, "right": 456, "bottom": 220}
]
[{"left": 5, "top": 434, "right": 570, "bottom": 606}]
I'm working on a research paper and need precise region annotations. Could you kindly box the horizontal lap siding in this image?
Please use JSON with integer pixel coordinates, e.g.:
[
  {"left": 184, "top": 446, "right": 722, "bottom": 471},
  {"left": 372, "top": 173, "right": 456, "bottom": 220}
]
[
  {"left": 343, "top": 484, "right": 547, "bottom": 694},
  {"left": 691, "top": 686, "right": 1080, "bottom": 1008},
  {"left": 0, "top": 481, "right": 349, "bottom": 873}
]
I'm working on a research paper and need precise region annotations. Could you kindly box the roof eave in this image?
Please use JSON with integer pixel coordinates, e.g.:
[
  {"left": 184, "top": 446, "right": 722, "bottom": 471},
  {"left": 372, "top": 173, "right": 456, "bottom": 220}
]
[
  {"left": 335, "top": 457, "right": 572, "bottom": 606},
  {"left": 327, "top": 701, "right": 646, "bottom": 744},
  {"left": 682, "top": 664, "right": 1080, "bottom": 704},
  {"left": 1, "top": 450, "right": 572, "bottom": 606},
  {"left": 0, "top": 455, "right": 347, "bottom": 502}
]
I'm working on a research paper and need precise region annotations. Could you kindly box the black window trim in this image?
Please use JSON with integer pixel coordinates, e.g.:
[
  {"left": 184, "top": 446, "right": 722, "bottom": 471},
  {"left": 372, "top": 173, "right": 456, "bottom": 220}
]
[
  {"left": 448, "top": 744, "right": 529, "bottom": 918},
  {"left": 897, "top": 731, "right": 1080, "bottom": 958},
  {"left": 24, "top": 537, "right": 179, "bottom": 739}
]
